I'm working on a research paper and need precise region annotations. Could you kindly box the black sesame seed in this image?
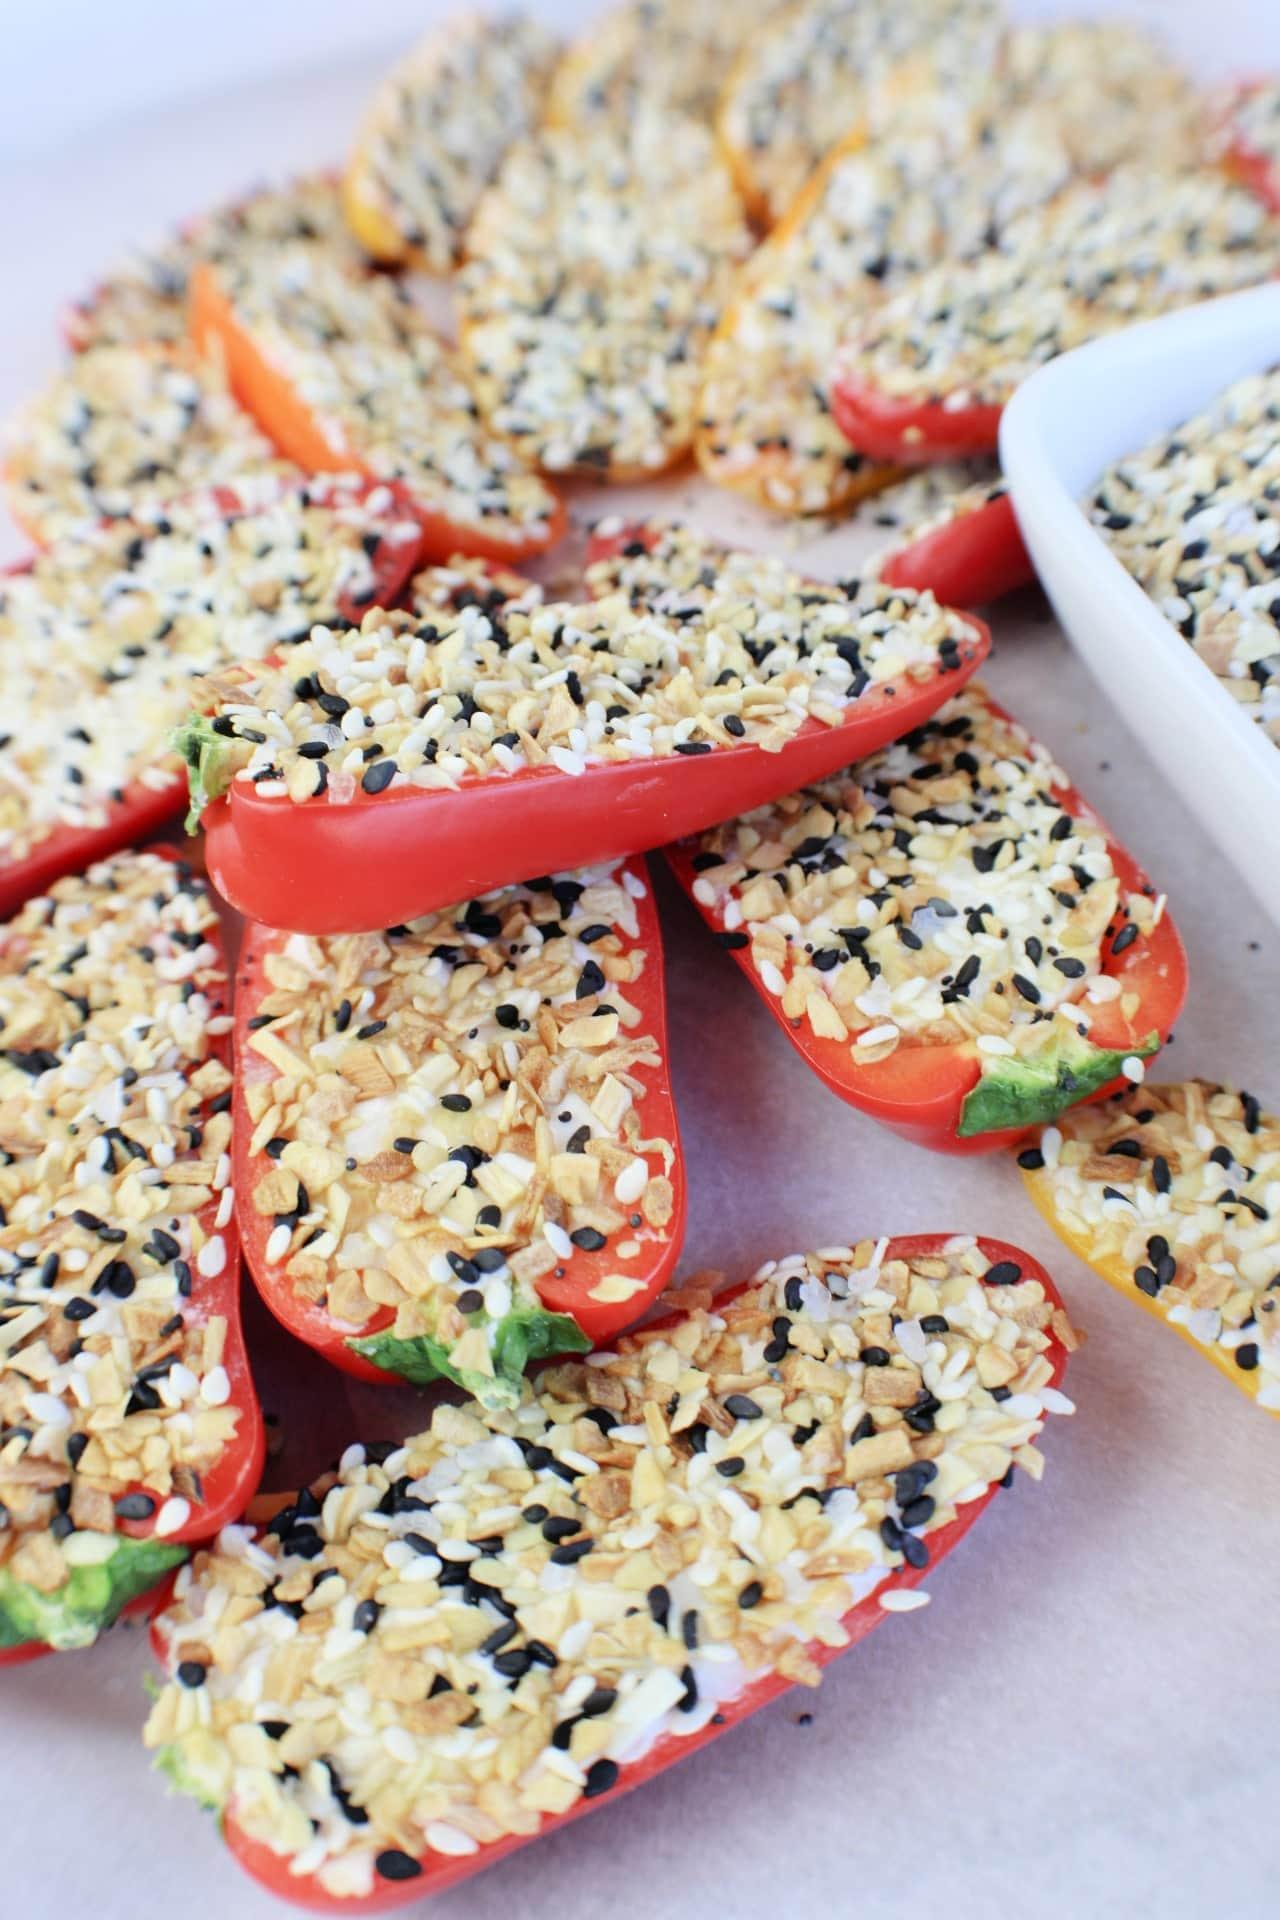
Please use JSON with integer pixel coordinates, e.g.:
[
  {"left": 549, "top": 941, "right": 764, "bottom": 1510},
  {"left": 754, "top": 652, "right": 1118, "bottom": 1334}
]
[
  {"left": 549, "top": 1537, "right": 593, "bottom": 1566},
  {"left": 984, "top": 1261, "right": 1021, "bottom": 1287},
  {"left": 584, "top": 1759, "right": 620, "bottom": 1798},
  {"left": 114, "top": 1492, "right": 156, "bottom": 1519},
  {"left": 104, "top": 1260, "right": 135, "bottom": 1299},
  {"left": 575, "top": 959, "right": 606, "bottom": 1000},
  {"left": 893, "top": 1461, "right": 937, "bottom": 1504},
  {"left": 361, "top": 758, "right": 396, "bottom": 795},
  {"left": 375, "top": 1850, "right": 422, "bottom": 1882}
]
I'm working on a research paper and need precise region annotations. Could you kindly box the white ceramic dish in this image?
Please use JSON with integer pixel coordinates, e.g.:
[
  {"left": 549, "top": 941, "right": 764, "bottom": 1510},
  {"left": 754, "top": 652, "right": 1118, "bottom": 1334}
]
[{"left": 1000, "top": 282, "right": 1280, "bottom": 928}]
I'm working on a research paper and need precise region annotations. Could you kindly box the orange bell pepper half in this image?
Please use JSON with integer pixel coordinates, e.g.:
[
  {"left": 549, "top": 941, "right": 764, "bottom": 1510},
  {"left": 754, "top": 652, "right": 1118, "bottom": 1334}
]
[{"left": 189, "top": 260, "right": 566, "bottom": 566}]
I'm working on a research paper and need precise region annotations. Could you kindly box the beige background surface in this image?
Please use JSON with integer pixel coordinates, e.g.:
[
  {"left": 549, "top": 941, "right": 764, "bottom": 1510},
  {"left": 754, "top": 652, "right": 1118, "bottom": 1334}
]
[{"left": 1, "top": 6, "right": 1277, "bottom": 1917}]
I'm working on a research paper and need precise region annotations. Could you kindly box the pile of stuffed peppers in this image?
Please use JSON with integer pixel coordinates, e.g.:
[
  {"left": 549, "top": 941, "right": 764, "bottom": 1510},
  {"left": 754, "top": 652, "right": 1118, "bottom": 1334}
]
[{"left": 14, "top": 8, "right": 1280, "bottom": 1904}]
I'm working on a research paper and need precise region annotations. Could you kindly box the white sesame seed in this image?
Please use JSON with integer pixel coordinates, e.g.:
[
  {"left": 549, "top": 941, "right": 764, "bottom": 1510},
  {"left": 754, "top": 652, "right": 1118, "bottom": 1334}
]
[
  {"left": 27, "top": 1392, "right": 72, "bottom": 1429},
  {"left": 265, "top": 1223, "right": 292, "bottom": 1265},
  {"left": 154, "top": 1497, "right": 192, "bottom": 1537},
  {"left": 879, "top": 1588, "right": 931, "bottom": 1613},
  {"left": 199, "top": 1366, "right": 231, "bottom": 1407},
  {"left": 196, "top": 1235, "right": 227, "bottom": 1277}
]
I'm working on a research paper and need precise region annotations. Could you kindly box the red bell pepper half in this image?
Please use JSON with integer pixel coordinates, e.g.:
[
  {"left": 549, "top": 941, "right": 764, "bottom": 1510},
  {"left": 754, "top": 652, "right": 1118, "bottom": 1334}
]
[
  {"left": 193, "top": 542, "right": 989, "bottom": 934},
  {"left": 149, "top": 1232, "right": 1071, "bottom": 1911},
  {"left": 665, "top": 687, "right": 1187, "bottom": 1153},
  {"left": 0, "top": 848, "right": 263, "bottom": 1663},
  {"left": 0, "top": 479, "right": 422, "bottom": 923},
  {"left": 830, "top": 375, "right": 1004, "bottom": 467},
  {"left": 189, "top": 261, "right": 567, "bottom": 567},
  {"left": 877, "top": 485, "right": 1035, "bottom": 608},
  {"left": 0, "top": 552, "right": 183, "bottom": 921},
  {"left": 232, "top": 856, "right": 685, "bottom": 1393}
]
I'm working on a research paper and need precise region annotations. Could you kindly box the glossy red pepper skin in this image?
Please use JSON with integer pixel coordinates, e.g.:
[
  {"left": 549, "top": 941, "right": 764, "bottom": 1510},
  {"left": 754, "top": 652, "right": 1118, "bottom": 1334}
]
[
  {"left": 152, "top": 1232, "right": 1069, "bottom": 1910},
  {"left": 202, "top": 631, "right": 976, "bottom": 935},
  {"left": 665, "top": 688, "right": 1188, "bottom": 1154},
  {"left": 1216, "top": 82, "right": 1280, "bottom": 215},
  {"left": 232, "top": 855, "right": 685, "bottom": 1379},
  {"left": 829, "top": 376, "right": 1004, "bottom": 466},
  {"left": 879, "top": 492, "right": 1035, "bottom": 608},
  {"left": 204, "top": 530, "right": 990, "bottom": 934},
  {"left": 189, "top": 263, "right": 568, "bottom": 567},
  {"left": 205, "top": 614, "right": 982, "bottom": 936},
  {"left": 0, "top": 482, "right": 422, "bottom": 920},
  {"left": 0, "top": 848, "right": 263, "bottom": 1663}
]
